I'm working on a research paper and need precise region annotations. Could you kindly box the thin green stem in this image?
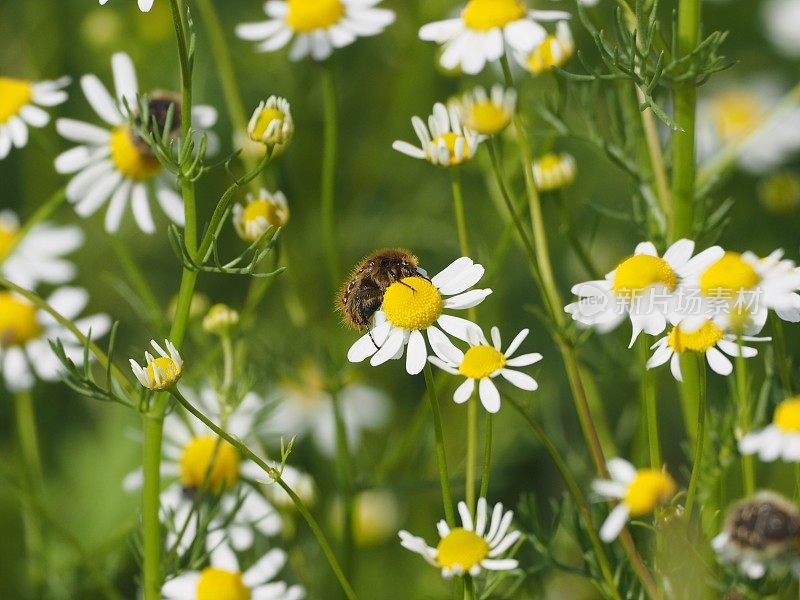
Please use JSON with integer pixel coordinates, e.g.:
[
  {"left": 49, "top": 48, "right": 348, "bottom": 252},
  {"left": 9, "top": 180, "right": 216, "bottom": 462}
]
[
  {"left": 736, "top": 335, "right": 756, "bottom": 495},
  {"left": 169, "top": 388, "right": 359, "bottom": 600},
  {"left": 464, "top": 575, "right": 476, "bottom": 600},
  {"left": 670, "top": 0, "right": 701, "bottom": 241},
  {"left": 685, "top": 355, "right": 707, "bottom": 521},
  {"left": 771, "top": 313, "right": 793, "bottom": 393},
  {"left": 14, "top": 390, "right": 45, "bottom": 590},
  {"left": 553, "top": 189, "right": 601, "bottom": 280},
  {"left": 109, "top": 236, "right": 166, "bottom": 334},
  {"left": 321, "top": 63, "right": 340, "bottom": 290},
  {"left": 678, "top": 354, "right": 700, "bottom": 445},
  {"left": 466, "top": 396, "right": 478, "bottom": 515},
  {"left": 479, "top": 412, "right": 492, "bottom": 500},
  {"left": 639, "top": 335, "right": 661, "bottom": 468},
  {"left": 332, "top": 390, "right": 354, "bottom": 581},
  {"left": 450, "top": 168, "right": 470, "bottom": 257},
  {"left": 424, "top": 363, "right": 455, "bottom": 527},
  {"left": 141, "top": 412, "right": 165, "bottom": 600},
  {"left": 506, "top": 397, "right": 621, "bottom": 600}
]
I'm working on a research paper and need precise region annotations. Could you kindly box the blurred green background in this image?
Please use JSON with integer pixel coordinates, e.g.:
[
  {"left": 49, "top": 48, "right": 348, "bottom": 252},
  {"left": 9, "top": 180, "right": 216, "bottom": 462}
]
[{"left": 0, "top": 0, "right": 799, "bottom": 597}]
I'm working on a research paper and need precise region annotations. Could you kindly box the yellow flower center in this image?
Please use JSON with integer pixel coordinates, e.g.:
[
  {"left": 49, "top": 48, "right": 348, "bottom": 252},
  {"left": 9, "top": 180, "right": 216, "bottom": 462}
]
[
  {"left": 0, "top": 78, "right": 32, "bottom": 124},
  {"left": 711, "top": 91, "right": 761, "bottom": 142},
  {"left": 460, "top": 345, "right": 506, "bottom": 379},
  {"left": 667, "top": 321, "right": 724, "bottom": 354},
  {"left": 144, "top": 356, "right": 182, "bottom": 390},
  {"left": 251, "top": 108, "right": 286, "bottom": 141},
  {"left": 196, "top": 567, "right": 251, "bottom": 600},
  {"left": 110, "top": 127, "right": 161, "bottom": 181},
  {"left": 624, "top": 469, "right": 676, "bottom": 517},
  {"left": 462, "top": 0, "right": 526, "bottom": 30},
  {"left": 285, "top": 0, "right": 345, "bottom": 32},
  {"left": 612, "top": 255, "right": 677, "bottom": 296},
  {"left": 0, "top": 222, "right": 19, "bottom": 261},
  {"left": 382, "top": 276, "right": 443, "bottom": 330},
  {"left": 180, "top": 435, "right": 241, "bottom": 491},
  {"left": 465, "top": 102, "right": 511, "bottom": 135},
  {"left": 699, "top": 252, "right": 761, "bottom": 298},
  {"left": 774, "top": 398, "right": 800, "bottom": 433},
  {"left": 0, "top": 292, "right": 41, "bottom": 347},
  {"left": 436, "top": 527, "right": 490, "bottom": 570},
  {"left": 243, "top": 199, "right": 287, "bottom": 230},
  {"left": 760, "top": 172, "right": 800, "bottom": 215},
  {"left": 428, "top": 132, "right": 470, "bottom": 166}
]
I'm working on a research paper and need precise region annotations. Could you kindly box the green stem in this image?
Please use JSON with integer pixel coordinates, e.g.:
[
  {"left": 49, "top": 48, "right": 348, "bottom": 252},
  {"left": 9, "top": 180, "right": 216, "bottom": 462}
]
[
  {"left": 678, "top": 354, "right": 700, "bottom": 445},
  {"left": 685, "top": 355, "right": 707, "bottom": 521},
  {"left": 464, "top": 575, "right": 476, "bottom": 600},
  {"left": 670, "top": 0, "right": 700, "bottom": 241},
  {"left": 553, "top": 189, "right": 601, "bottom": 280},
  {"left": 13, "top": 390, "right": 45, "bottom": 590},
  {"left": 639, "top": 335, "right": 661, "bottom": 468},
  {"left": 141, "top": 411, "right": 165, "bottom": 600},
  {"left": 169, "top": 388, "right": 359, "bottom": 600},
  {"left": 332, "top": 390, "right": 354, "bottom": 581},
  {"left": 466, "top": 397, "right": 478, "bottom": 515},
  {"left": 450, "top": 168, "right": 470, "bottom": 256},
  {"left": 424, "top": 363, "right": 455, "bottom": 527},
  {"left": 321, "top": 63, "right": 340, "bottom": 290},
  {"left": 506, "top": 398, "right": 621, "bottom": 600},
  {"left": 109, "top": 235, "right": 165, "bottom": 334},
  {"left": 736, "top": 336, "right": 756, "bottom": 495},
  {"left": 771, "top": 313, "right": 793, "bottom": 394},
  {"left": 479, "top": 412, "right": 492, "bottom": 500}
]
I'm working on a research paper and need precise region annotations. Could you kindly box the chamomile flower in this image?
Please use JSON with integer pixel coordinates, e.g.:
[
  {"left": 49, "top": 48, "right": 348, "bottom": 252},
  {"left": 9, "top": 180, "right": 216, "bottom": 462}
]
[
  {"left": 233, "top": 188, "right": 289, "bottom": 242},
  {"left": 123, "top": 387, "right": 283, "bottom": 553},
  {"left": 532, "top": 152, "right": 576, "bottom": 191},
  {"left": 99, "top": 0, "right": 155, "bottom": 12},
  {"left": 265, "top": 362, "right": 391, "bottom": 456},
  {"left": 162, "top": 542, "right": 304, "bottom": 600},
  {"left": 129, "top": 339, "right": 183, "bottom": 390},
  {"left": 0, "top": 75, "right": 69, "bottom": 160},
  {"left": 247, "top": 96, "right": 294, "bottom": 148},
  {"left": 679, "top": 250, "right": 800, "bottom": 332},
  {"left": 419, "top": 0, "right": 570, "bottom": 75},
  {"left": 0, "top": 210, "right": 84, "bottom": 289},
  {"left": 740, "top": 397, "right": 800, "bottom": 462},
  {"left": 235, "top": 0, "right": 395, "bottom": 62},
  {"left": 54, "top": 52, "right": 218, "bottom": 233},
  {"left": 459, "top": 86, "right": 516, "bottom": 136},
  {"left": 592, "top": 458, "right": 677, "bottom": 542},
  {"left": 393, "top": 102, "right": 482, "bottom": 167},
  {"left": 565, "top": 239, "right": 724, "bottom": 346},
  {"left": 759, "top": 172, "right": 800, "bottom": 215},
  {"left": 347, "top": 256, "right": 491, "bottom": 375},
  {"left": 399, "top": 497, "right": 520, "bottom": 578},
  {"left": 428, "top": 326, "right": 542, "bottom": 413},
  {"left": 0, "top": 287, "right": 111, "bottom": 391},
  {"left": 647, "top": 319, "right": 768, "bottom": 381},
  {"left": 762, "top": 0, "right": 800, "bottom": 57},
  {"left": 516, "top": 21, "right": 574, "bottom": 75}
]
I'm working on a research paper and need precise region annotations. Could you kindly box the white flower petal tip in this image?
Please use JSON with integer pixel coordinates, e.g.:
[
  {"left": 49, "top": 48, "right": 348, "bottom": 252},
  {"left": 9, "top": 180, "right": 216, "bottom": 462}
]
[{"left": 130, "top": 339, "right": 183, "bottom": 390}]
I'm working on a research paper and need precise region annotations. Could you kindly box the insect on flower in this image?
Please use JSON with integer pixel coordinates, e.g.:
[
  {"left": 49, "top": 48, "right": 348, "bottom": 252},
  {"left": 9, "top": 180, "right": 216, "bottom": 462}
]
[{"left": 337, "top": 248, "right": 421, "bottom": 332}]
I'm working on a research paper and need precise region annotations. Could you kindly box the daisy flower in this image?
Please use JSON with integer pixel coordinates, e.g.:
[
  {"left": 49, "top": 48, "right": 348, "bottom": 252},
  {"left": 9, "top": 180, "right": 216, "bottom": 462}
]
[
  {"left": 646, "top": 319, "right": 768, "bottom": 381},
  {"left": 516, "top": 21, "right": 574, "bottom": 75},
  {"left": 347, "top": 256, "right": 491, "bottom": 375},
  {"left": 202, "top": 303, "right": 240, "bottom": 335},
  {"left": 0, "top": 210, "right": 84, "bottom": 290},
  {"left": 0, "top": 75, "right": 69, "bottom": 160},
  {"left": 762, "top": 0, "right": 800, "bottom": 58},
  {"left": 393, "top": 102, "right": 482, "bottom": 167},
  {"left": 399, "top": 497, "right": 520, "bottom": 578},
  {"left": 0, "top": 287, "right": 111, "bottom": 391},
  {"left": 129, "top": 339, "right": 183, "bottom": 390},
  {"left": 428, "top": 326, "right": 542, "bottom": 413},
  {"left": 679, "top": 249, "right": 800, "bottom": 332},
  {"left": 54, "top": 52, "right": 218, "bottom": 234},
  {"left": 419, "top": 0, "right": 569, "bottom": 75},
  {"left": 565, "top": 239, "right": 724, "bottom": 346},
  {"left": 248, "top": 96, "right": 294, "bottom": 148},
  {"left": 235, "top": 0, "right": 395, "bottom": 62},
  {"left": 532, "top": 152, "right": 576, "bottom": 191},
  {"left": 696, "top": 79, "right": 800, "bottom": 175},
  {"left": 233, "top": 188, "right": 289, "bottom": 242},
  {"left": 162, "top": 541, "right": 304, "bottom": 600},
  {"left": 739, "top": 397, "right": 800, "bottom": 462},
  {"left": 265, "top": 362, "right": 391, "bottom": 456},
  {"left": 99, "top": 0, "right": 155, "bottom": 12},
  {"left": 458, "top": 85, "right": 516, "bottom": 136},
  {"left": 124, "top": 387, "right": 283, "bottom": 553},
  {"left": 592, "top": 458, "right": 677, "bottom": 543},
  {"left": 759, "top": 171, "right": 800, "bottom": 215},
  {"left": 713, "top": 492, "right": 800, "bottom": 579}
]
